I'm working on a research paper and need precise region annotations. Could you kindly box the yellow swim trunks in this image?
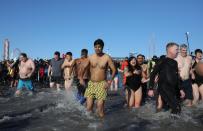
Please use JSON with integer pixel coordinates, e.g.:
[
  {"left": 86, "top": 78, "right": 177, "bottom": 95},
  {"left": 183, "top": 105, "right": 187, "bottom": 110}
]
[{"left": 84, "top": 80, "right": 107, "bottom": 100}]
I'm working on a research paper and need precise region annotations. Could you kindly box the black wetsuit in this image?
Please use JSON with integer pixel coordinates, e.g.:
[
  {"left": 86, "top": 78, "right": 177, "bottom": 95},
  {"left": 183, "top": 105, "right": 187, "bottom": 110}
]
[
  {"left": 149, "top": 57, "right": 182, "bottom": 114},
  {"left": 126, "top": 66, "right": 142, "bottom": 92}
]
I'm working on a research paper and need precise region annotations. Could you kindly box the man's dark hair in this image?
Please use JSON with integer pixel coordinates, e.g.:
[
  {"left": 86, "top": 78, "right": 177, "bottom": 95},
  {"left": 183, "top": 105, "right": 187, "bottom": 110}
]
[
  {"left": 54, "top": 51, "right": 60, "bottom": 57},
  {"left": 137, "top": 54, "right": 145, "bottom": 59},
  {"left": 152, "top": 55, "right": 158, "bottom": 61},
  {"left": 66, "top": 52, "right": 72, "bottom": 56},
  {"left": 94, "top": 39, "right": 104, "bottom": 48},
  {"left": 160, "top": 55, "right": 166, "bottom": 60},
  {"left": 20, "top": 53, "right": 27, "bottom": 58},
  {"left": 195, "top": 49, "right": 202, "bottom": 55},
  {"left": 81, "top": 49, "right": 88, "bottom": 54}
]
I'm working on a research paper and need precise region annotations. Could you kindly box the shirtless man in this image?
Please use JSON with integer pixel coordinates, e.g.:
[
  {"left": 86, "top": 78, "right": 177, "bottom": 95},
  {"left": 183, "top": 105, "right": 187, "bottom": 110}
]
[
  {"left": 191, "top": 49, "right": 203, "bottom": 104},
  {"left": 83, "top": 39, "right": 116, "bottom": 118},
  {"left": 137, "top": 54, "right": 148, "bottom": 103},
  {"left": 61, "top": 52, "right": 74, "bottom": 91},
  {"left": 15, "top": 53, "right": 35, "bottom": 96},
  {"left": 176, "top": 44, "right": 193, "bottom": 106},
  {"left": 71, "top": 49, "right": 89, "bottom": 104}
]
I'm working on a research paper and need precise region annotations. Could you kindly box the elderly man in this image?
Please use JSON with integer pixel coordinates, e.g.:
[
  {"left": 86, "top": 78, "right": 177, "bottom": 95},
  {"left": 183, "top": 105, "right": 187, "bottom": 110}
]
[{"left": 175, "top": 44, "right": 193, "bottom": 106}]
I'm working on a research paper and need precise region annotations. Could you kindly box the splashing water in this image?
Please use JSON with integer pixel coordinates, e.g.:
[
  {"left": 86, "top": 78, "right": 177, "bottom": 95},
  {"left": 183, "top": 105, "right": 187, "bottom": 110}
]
[{"left": 0, "top": 85, "right": 203, "bottom": 131}]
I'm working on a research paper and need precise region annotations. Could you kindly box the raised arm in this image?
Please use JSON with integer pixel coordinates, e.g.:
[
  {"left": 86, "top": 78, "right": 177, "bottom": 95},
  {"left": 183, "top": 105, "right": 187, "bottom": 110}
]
[{"left": 61, "top": 60, "right": 66, "bottom": 69}]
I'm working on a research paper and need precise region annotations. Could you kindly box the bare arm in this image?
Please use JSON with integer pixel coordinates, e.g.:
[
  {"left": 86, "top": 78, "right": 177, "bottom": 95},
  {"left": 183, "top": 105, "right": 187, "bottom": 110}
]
[
  {"left": 79, "top": 58, "right": 90, "bottom": 85},
  {"left": 108, "top": 57, "right": 116, "bottom": 81},
  {"left": 124, "top": 67, "right": 132, "bottom": 77},
  {"left": 48, "top": 65, "right": 52, "bottom": 77},
  {"left": 81, "top": 59, "right": 90, "bottom": 79},
  {"left": 28, "top": 60, "right": 35, "bottom": 77},
  {"left": 141, "top": 69, "right": 150, "bottom": 83},
  {"left": 69, "top": 59, "right": 76, "bottom": 77},
  {"left": 118, "top": 68, "right": 124, "bottom": 73},
  {"left": 61, "top": 60, "right": 66, "bottom": 69},
  {"left": 61, "top": 61, "right": 65, "bottom": 69}
]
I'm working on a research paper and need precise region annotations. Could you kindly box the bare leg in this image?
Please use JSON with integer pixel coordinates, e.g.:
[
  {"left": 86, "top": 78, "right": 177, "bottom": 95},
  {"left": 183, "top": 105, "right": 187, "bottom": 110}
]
[
  {"left": 50, "top": 82, "right": 55, "bottom": 88},
  {"left": 134, "top": 87, "right": 142, "bottom": 108},
  {"left": 157, "top": 95, "right": 163, "bottom": 112},
  {"left": 125, "top": 89, "right": 129, "bottom": 107},
  {"left": 15, "top": 90, "right": 21, "bottom": 96},
  {"left": 64, "top": 79, "right": 73, "bottom": 91},
  {"left": 56, "top": 84, "right": 61, "bottom": 91},
  {"left": 114, "top": 77, "right": 119, "bottom": 91},
  {"left": 199, "top": 84, "right": 203, "bottom": 100},
  {"left": 129, "top": 89, "right": 135, "bottom": 108},
  {"left": 14, "top": 80, "right": 18, "bottom": 87},
  {"left": 192, "top": 84, "right": 199, "bottom": 105},
  {"left": 10, "top": 81, "right": 14, "bottom": 87},
  {"left": 86, "top": 97, "right": 94, "bottom": 112},
  {"left": 97, "top": 100, "right": 105, "bottom": 118},
  {"left": 110, "top": 81, "right": 114, "bottom": 91},
  {"left": 185, "top": 99, "right": 193, "bottom": 107}
]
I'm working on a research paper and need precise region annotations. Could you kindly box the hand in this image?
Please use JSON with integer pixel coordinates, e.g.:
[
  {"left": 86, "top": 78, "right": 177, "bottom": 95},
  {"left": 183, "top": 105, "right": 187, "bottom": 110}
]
[
  {"left": 133, "top": 70, "right": 141, "bottom": 75},
  {"left": 104, "top": 80, "right": 112, "bottom": 90},
  {"left": 141, "top": 78, "right": 149, "bottom": 83},
  {"left": 27, "top": 74, "right": 32, "bottom": 78},
  {"left": 154, "top": 75, "right": 159, "bottom": 83},
  {"left": 148, "top": 89, "right": 154, "bottom": 97},
  {"left": 79, "top": 79, "right": 85, "bottom": 86},
  {"left": 190, "top": 69, "right": 195, "bottom": 75},
  {"left": 191, "top": 74, "right": 195, "bottom": 80},
  {"left": 180, "top": 90, "right": 185, "bottom": 99}
]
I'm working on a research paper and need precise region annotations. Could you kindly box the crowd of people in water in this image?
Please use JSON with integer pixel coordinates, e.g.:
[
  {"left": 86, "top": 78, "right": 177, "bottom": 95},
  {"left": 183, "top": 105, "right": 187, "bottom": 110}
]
[{"left": 0, "top": 39, "right": 203, "bottom": 118}]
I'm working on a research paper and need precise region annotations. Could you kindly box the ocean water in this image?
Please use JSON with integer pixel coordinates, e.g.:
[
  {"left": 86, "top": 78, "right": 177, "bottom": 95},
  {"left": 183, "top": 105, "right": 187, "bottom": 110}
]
[
  {"left": 0, "top": 86, "right": 203, "bottom": 131},
  {"left": 0, "top": 73, "right": 203, "bottom": 131}
]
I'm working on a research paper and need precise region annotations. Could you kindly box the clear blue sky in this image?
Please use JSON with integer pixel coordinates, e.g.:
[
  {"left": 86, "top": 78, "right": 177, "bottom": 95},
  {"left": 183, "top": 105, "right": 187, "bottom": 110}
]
[{"left": 0, "top": 0, "right": 202, "bottom": 60}]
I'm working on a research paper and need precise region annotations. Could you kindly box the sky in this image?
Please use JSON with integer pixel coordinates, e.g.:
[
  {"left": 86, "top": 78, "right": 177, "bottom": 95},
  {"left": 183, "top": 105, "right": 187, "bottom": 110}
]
[{"left": 0, "top": 0, "right": 203, "bottom": 60}]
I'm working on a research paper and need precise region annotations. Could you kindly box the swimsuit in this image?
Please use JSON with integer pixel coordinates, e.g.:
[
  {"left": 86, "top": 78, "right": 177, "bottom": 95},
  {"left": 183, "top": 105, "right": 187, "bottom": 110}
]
[{"left": 84, "top": 80, "right": 107, "bottom": 100}]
